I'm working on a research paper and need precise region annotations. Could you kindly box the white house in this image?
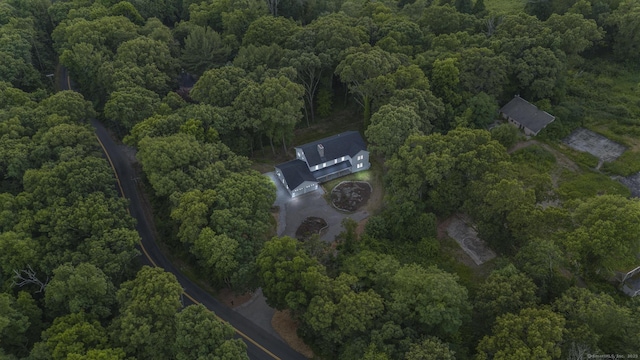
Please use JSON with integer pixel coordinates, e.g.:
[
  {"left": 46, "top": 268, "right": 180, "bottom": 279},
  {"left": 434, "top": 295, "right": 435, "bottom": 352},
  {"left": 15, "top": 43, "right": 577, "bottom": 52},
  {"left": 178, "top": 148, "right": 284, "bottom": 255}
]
[{"left": 275, "top": 131, "right": 370, "bottom": 197}]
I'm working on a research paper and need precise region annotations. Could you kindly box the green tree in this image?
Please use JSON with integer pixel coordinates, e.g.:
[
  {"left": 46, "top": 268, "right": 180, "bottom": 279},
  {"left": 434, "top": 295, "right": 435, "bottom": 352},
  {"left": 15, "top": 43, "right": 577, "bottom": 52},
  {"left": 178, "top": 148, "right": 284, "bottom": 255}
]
[
  {"left": 365, "top": 104, "right": 422, "bottom": 158},
  {"left": 465, "top": 174, "right": 537, "bottom": 251},
  {"left": 405, "top": 337, "right": 455, "bottom": 360},
  {"left": 562, "top": 195, "right": 640, "bottom": 278},
  {"left": 256, "top": 75, "right": 305, "bottom": 154},
  {"left": 607, "top": 0, "right": 640, "bottom": 61},
  {"left": 545, "top": 13, "right": 603, "bottom": 56},
  {"left": 303, "top": 12, "right": 368, "bottom": 67},
  {"left": 0, "top": 293, "right": 32, "bottom": 357},
  {"left": 180, "top": 25, "right": 231, "bottom": 75},
  {"left": 243, "top": 15, "right": 299, "bottom": 47},
  {"left": 431, "top": 57, "right": 462, "bottom": 108},
  {"left": 256, "top": 236, "right": 328, "bottom": 311},
  {"left": 457, "top": 47, "right": 509, "bottom": 99},
  {"left": 386, "top": 128, "right": 508, "bottom": 215},
  {"left": 30, "top": 312, "right": 109, "bottom": 360},
  {"left": 474, "top": 264, "right": 538, "bottom": 328},
  {"left": 490, "top": 123, "right": 521, "bottom": 149},
  {"left": 103, "top": 86, "right": 161, "bottom": 132},
  {"left": 283, "top": 50, "right": 331, "bottom": 125},
  {"left": 335, "top": 45, "right": 401, "bottom": 123},
  {"left": 45, "top": 263, "right": 116, "bottom": 319},
  {"left": 301, "top": 273, "right": 385, "bottom": 357},
  {"left": 514, "top": 46, "right": 564, "bottom": 100},
  {"left": 190, "top": 66, "right": 249, "bottom": 107},
  {"left": 388, "top": 264, "right": 470, "bottom": 337},
  {"left": 173, "top": 304, "right": 248, "bottom": 360},
  {"left": 476, "top": 307, "right": 565, "bottom": 360},
  {"left": 110, "top": 267, "right": 183, "bottom": 360},
  {"left": 52, "top": 16, "right": 138, "bottom": 55},
  {"left": 553, "top": 287, "right": 640, "bottom": 355}
]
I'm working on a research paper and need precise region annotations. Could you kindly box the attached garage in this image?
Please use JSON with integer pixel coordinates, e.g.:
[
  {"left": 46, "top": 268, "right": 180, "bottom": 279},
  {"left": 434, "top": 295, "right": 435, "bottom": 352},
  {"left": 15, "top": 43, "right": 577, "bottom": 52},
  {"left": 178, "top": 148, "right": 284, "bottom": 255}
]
[{"left": 275, "top": 160, "right": 318, "bottom": 197}]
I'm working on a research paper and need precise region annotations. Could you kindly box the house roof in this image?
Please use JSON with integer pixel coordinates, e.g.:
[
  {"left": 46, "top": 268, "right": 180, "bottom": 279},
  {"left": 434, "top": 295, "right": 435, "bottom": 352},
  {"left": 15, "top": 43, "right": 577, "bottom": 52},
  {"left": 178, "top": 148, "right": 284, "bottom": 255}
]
[
  {"left": 275, "top": 159, "right": 317, "bottom": 190},
  {"left": 500, "top": 96, "right": 555, "bottom": 134},
  {"left": 296, "top": 131, "right": 367, "bottom": 167}
]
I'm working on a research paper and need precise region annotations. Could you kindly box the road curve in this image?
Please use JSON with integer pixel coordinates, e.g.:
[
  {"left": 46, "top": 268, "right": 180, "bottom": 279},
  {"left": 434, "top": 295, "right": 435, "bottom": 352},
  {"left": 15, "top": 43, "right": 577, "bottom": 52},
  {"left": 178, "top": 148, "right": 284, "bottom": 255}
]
[{"left": 59, "top": 67, "right": 307, "bottom": 360}]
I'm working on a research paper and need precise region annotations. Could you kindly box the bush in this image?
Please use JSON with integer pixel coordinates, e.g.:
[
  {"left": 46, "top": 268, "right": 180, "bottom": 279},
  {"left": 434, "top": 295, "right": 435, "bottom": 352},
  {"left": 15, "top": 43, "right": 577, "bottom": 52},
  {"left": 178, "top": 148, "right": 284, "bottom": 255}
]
[
  {"left": 557, "top": 172, "right": 631, "bottom": 200},
  {"left": 602, "top": 151, "right": 640, "bottom": 176},
  {"left": 511, "top": 145, "right": 556, "bottom": 171},
  {"left": 490, "top": 124, "right": 521, "bottom": 149}
]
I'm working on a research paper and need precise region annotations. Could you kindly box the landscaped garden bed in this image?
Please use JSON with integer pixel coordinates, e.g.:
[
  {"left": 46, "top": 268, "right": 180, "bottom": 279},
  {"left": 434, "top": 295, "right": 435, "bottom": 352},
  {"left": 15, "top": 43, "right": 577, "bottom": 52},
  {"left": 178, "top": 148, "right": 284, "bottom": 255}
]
[
  {"left": 295, "top": 217, "right": 328, "bottom": 240},
  {"left": 330, "top": 181, "right": 372, "bottom": 212}
]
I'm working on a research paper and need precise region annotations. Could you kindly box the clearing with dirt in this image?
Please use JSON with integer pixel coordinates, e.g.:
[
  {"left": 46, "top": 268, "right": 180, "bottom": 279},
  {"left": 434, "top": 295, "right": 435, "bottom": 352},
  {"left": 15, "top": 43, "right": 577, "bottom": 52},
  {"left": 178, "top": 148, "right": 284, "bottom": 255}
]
[{"left": 331, "top": 181, "right": 372, "bottom": 212}]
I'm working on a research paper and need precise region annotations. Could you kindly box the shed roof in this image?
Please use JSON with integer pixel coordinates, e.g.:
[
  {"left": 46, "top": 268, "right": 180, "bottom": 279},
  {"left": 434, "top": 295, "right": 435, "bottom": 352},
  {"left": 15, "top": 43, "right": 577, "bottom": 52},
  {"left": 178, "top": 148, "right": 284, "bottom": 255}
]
[
  {"left": 296, "top": 131, "right": 367, "bottom": 167},
  {"left": 500, "top": 96, "right": 555, "bottom": 134},
  {"left": 275, "top": 159, "right": 316, "bottom": 190}
]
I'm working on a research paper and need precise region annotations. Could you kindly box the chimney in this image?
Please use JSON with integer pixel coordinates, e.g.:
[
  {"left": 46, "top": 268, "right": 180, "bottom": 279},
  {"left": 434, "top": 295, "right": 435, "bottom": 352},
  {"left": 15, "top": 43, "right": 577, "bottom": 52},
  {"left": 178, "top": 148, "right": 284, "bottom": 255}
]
[{"left": 317, "top": 144, "right": 324, "bottom": 158}]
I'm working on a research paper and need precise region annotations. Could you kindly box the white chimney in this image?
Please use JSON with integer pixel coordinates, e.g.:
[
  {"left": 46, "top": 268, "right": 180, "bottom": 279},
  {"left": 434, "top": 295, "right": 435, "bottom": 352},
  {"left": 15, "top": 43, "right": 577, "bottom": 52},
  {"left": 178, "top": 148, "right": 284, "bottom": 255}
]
[{"left": 317, "top": 144, "right": 324, "bottom": 158}]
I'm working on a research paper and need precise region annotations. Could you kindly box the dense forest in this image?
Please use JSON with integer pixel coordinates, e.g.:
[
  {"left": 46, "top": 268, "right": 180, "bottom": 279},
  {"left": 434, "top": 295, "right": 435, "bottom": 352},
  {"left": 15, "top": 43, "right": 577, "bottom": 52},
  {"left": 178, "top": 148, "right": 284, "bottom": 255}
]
[{"left": 1, "top": 0, "right": 640, "bottom": 359}]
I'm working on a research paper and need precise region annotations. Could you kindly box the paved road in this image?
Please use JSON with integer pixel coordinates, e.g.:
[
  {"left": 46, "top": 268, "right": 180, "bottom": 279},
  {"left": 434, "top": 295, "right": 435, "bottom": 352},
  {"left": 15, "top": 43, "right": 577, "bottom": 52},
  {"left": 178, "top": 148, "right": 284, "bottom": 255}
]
[{"left": 60, "top": 67, "right": 306, "bottom": 360}]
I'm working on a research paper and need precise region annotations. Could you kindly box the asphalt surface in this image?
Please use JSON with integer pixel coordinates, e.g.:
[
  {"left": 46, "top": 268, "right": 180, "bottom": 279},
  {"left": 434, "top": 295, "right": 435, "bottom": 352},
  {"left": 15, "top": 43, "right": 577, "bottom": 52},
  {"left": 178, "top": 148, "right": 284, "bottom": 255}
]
[{"left": 60, "top": 67, "right": 306, "bottom": 360}]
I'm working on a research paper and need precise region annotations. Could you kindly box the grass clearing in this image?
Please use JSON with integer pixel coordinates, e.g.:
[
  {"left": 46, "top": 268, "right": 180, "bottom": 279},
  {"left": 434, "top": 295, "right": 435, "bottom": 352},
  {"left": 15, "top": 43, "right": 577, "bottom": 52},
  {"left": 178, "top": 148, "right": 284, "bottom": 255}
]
[{"left": 557, "top": 171, "right": 631, "bottom": 200}]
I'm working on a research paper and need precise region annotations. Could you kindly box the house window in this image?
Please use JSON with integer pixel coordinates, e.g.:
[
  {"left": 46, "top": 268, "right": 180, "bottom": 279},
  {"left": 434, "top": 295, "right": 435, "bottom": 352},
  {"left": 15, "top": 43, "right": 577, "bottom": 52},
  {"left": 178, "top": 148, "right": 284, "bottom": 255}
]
[
  {"left": 314, "top": 165, "right": 319, "bottom": 170},
  {"left": 357, "top": 163, "right": 363, "bottom": 169},
  {"left": 341, "top": 156, "right": 346, "bottom": 161},
  {"left": 322, "top": 163, "right": 326, "bottom": 168},
  {"left": 357, "top": 155, "right": 364, "bottom": 161}
]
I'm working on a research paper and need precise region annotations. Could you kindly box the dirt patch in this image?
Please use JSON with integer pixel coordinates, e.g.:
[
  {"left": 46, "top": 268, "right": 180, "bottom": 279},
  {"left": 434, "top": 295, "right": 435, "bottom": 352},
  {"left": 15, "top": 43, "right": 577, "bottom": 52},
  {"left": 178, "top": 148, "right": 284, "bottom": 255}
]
[
  {"left": 295, "top": 217, "right": 328, "bottom": 240},
  {"left": 272, "top": 310, "right": 314, "bottom": 358},
  {"left": 331, "top": 181, "right": 372, "bottom": 212},
  {"left": 563, "top": 128, "right": 626, "bottom": 162},
  {"left": 446, "top": 214, "right": 497, "bottom": 266},
  {"left": 216, "top": 288, "right": 253, "bottom": 308}
]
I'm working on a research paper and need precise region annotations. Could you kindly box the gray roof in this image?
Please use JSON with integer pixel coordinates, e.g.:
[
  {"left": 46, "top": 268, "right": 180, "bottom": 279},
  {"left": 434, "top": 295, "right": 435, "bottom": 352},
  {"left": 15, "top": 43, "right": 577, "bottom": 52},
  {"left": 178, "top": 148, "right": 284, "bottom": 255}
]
[
  {"left": 500, "top": 96, "right": 555, "bottom": 134},
  {"left": 275, "top": 159, "right": 316, "bottom": 190},
  {"left": 296, "top": 131, "right": 367, "bottom": 167}
]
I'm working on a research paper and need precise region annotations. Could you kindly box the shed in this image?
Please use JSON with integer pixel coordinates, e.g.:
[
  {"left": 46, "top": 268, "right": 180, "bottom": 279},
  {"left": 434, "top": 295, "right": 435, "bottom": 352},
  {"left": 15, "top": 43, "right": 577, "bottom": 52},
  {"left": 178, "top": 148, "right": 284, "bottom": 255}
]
[{"left": 500, "top": 96, "right": 555, "bottom": 136}]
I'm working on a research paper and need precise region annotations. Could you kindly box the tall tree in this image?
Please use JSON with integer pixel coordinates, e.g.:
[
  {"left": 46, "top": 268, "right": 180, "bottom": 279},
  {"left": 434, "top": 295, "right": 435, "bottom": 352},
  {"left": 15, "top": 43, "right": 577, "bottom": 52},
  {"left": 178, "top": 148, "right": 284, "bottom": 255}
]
[
  {"left": 256, "top": 236, "right": 328, "bottom": 312},
  {"left": 335, "top": 45, "right": 401, "bottom": 123},
  {"left": 110, "top": 267, "right": 183, "bottom": 360},
  {"left": 476, "top": 307, "right": 565, "bottom": 360},
  {"left": 365, "top": 104, "right": 422, "bottom": 158},
  {"left": 103, "top": 86, "right": 161, "bottom": 132},
  {"left": 388, "top": 264, "right": 471, "bottom": 338},
  {"left": 173, "top": 304, "right": 248, "bottom": 359},
  {"left": 45, "top": 263, "right": 116, "bottom": 319},
  {"left": 180, "top": 25, "right": 231, "bottom": 75},
  {"left": 562, "top": 195, "right": 640, "bottom": 279}
]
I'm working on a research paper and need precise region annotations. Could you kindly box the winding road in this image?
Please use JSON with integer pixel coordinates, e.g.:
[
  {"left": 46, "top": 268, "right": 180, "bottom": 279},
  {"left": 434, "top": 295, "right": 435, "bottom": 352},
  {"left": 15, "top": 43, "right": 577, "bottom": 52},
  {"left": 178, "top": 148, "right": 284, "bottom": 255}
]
[{"left": 60, "top": 67, "right": 306, "bottom": 360}]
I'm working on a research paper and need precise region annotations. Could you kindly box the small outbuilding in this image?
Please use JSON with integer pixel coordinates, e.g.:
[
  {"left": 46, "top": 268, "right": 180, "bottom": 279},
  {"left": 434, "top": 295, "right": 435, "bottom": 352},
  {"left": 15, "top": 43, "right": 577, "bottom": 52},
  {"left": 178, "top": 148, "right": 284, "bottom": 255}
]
[{"left": 500, "top": 95, "right": 555, "bottom": 136}]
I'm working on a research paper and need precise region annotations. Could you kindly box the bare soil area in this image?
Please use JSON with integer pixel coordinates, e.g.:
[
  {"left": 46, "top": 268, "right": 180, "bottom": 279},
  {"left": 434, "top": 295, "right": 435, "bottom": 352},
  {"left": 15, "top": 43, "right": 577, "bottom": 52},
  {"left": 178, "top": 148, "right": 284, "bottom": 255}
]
[
  {"left": 272, "top": 310, "right": 314, "bottom": 358},
  {"left": 295, "top": 217, "right": 328, "bottom": 240},
  {"left": 331, "top": 181, "right": 372, "bottom": 212}
]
